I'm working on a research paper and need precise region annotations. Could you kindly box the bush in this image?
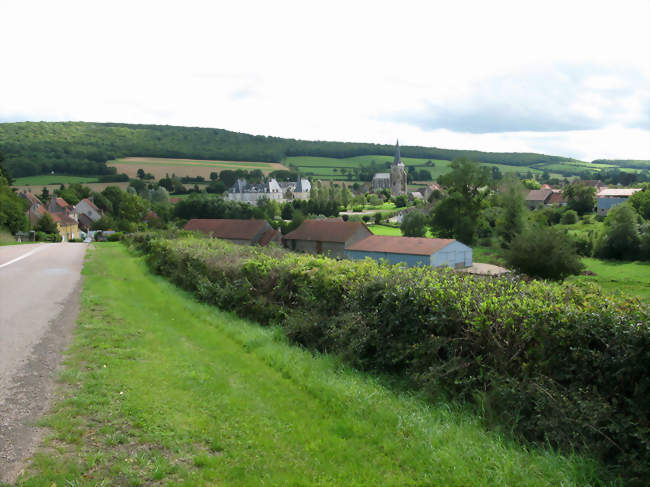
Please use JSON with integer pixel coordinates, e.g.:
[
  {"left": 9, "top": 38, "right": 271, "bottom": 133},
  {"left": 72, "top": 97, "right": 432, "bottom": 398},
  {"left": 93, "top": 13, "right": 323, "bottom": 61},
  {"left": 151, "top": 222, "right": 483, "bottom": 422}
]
[
  {"left": 560, "top": 209, "right": 579, "bottom": 224},
  {"left": 106, "top": 232, "right": 124, "bottom": 242},
  {"left": 505, "top": 225, "right": 584, "bottom": 280},
  {"left": 128, "top": 234, "right": 650, "bottom": 480},
  {"left": 594, "top": 204, "right": 641, "bottom": 260}
]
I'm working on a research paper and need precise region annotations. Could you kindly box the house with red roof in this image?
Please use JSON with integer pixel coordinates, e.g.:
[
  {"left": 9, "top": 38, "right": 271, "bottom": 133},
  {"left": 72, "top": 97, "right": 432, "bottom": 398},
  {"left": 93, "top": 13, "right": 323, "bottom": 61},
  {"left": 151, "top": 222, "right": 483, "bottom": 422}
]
[
  {"left": 345, "top": 235, "right": 472, "bottom": 268},
  {"left": 183, "top": 219, "right": 281, "bottom": 246},
  {"left": 283, "top": 220, "right": 372, "bottom": 257},
  {"left": 75, "top": 198, "right": 103, "bottom": 229}
]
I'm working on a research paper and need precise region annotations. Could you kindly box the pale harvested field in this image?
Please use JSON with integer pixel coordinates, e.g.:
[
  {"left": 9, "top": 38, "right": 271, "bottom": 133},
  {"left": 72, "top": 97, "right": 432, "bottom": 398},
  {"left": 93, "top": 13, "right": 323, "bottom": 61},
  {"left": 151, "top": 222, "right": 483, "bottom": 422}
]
[
  {"left": 109, "top": 157, "right": 287, "bottom": 180},
  {"left": 13, "top": 182, "right": 130, "bottom": 194}
]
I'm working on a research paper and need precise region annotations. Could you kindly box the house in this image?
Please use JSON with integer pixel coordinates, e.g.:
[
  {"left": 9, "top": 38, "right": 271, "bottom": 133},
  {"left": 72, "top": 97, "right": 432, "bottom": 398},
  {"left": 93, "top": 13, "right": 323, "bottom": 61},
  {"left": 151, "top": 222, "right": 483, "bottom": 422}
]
[
  {"left": 525, "top": 189, "right": 553, "bottom": 209},
  {"left": 345, "top": 235, "right": 472, "bottom": 268},
  {"left": 50, "top": 212, "right": 80, "bottom": 241},
  {"left": 596, "top": 188, "right": 642, "bottom": 216},
  {"left": 283, "top": 220, "right": 372, "bottom": 257},
  {"left": 18, "top": 190, "right": 42, "bottom": 208},
  {"left": 75, "top": 198, "right": 103, "bottom": 223},
  {"left": 422, "top": 183, "right": 443, "bottom": 201},
  {"left": 546, "top": 190, "right": 567, "bottom": 206},
  {"left": 183, "top": 219, "right": 281, "bottom": 246},
  {"left": 47, "top": 197, "right": 74, "bottom": 215},
  {"left": 227, "top": 177, "right": 311, "bottom": 203}
]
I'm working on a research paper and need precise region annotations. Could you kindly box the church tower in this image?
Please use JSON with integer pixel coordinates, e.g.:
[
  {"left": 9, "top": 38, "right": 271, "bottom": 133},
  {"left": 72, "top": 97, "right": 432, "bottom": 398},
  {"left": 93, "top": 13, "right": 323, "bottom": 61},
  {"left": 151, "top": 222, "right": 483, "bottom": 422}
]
[{"left": 390, "top": 140, "right": 407, "bottom": 196}]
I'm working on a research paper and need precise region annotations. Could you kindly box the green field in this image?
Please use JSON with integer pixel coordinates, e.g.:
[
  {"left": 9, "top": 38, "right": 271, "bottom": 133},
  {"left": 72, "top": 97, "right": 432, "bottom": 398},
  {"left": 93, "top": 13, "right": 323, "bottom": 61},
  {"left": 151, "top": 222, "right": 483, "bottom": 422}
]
[
  {"left": 286, "top": 155, "right": 559, "bottom": 182},
  {"left": 16, "top": 243, "right": 604, "bottom": 485},
  {"left": 13, "top": 175, "right": 100, "bottom": 186},
  {"left": 568, "top": 258, "right": 650, "bottom": 301}
]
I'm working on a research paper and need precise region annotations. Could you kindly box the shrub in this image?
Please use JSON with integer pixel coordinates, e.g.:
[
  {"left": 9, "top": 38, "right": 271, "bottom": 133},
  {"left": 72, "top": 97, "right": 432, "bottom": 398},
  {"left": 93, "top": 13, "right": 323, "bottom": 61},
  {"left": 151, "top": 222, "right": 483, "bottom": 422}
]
[
  {"left": 127, "top": 234, "right": 650, "bottom": 481},
  {"left": 106, "top": 232, "right": 124, "bottom": 242},
  {"left": 506, "top": 226, "right": 584, "bottom": 280},
  {"left": 594, "top": 204, "right": 641, "bottom": 260},
  {"left": 560, "top": 209, "right": 579, "bottom": 224}
]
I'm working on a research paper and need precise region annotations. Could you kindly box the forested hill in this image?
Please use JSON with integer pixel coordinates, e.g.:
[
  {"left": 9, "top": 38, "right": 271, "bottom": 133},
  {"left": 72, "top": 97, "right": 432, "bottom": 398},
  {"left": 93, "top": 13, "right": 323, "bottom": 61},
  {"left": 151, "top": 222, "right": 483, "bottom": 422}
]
[{"left": 0, "top": 121, "right": 582, "bottom": 178}]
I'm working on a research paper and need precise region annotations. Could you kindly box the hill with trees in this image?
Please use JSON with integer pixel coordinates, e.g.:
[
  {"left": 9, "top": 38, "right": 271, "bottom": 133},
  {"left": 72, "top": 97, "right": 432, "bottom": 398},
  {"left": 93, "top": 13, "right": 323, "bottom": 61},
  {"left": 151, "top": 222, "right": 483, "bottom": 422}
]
[{"left": 0, "top": 121, "right": 582, "bottom": 178}]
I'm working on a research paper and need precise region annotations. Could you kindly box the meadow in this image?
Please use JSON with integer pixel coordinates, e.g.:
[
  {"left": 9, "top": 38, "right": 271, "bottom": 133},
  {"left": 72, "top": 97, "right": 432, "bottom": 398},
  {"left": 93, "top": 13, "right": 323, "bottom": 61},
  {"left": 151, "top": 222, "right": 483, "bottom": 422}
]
[
  {"left": 567, "top": 258, "right": 650, "bottom": 301},
  {"left": 108, "top": 157, "right": 286, "bottom": 180},
  {"left": 13, "top": 243, "right": 606, "bottom": 486},
  {"left": 286, "top": 155, "right": 559, "bottom": 181},
  {"left": 13, "top": 175, "right": 100, "bottom": 186},
  {"left": 12, "top": 182, "right": 130, "bottom": 195}
]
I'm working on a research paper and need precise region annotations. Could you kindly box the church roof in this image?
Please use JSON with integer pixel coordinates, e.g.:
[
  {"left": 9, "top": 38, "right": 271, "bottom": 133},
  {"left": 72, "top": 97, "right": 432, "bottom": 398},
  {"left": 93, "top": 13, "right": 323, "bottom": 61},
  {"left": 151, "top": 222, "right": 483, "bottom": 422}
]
[{"left": 392, "top": 140, "right": 403, "bottom": 166}]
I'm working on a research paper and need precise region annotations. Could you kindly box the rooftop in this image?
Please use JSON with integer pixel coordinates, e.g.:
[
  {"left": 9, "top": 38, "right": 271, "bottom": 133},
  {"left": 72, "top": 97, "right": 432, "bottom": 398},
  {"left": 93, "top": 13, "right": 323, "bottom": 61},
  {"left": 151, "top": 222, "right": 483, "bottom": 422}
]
[
  {"left": 525, "top": 189, "right": 553, "bottom": 201},
  {"left": 346, "top": 235, "right": 457, "bottom": 255},
  {"left": 184, "top": 219, "right": 269, "bottom": 240},
  {"left": 597, "top": 188, "right": 642, "bottom": 197},
  {"left": 284, "top": 220, "right": 370, "bottom": 243}
]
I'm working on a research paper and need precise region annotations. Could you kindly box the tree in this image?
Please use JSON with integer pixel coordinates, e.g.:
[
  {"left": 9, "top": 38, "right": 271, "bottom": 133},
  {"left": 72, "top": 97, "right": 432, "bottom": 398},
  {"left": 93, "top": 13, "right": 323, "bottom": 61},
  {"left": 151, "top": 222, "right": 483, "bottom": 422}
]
[
  {"left": 137, "top": 168, "right": 146, "bottom": 180},
  {"left": 35, "top": 213, "right": 58, "bottom": 234},
  {"left": 400, "top": 211, "right": 428, "bottom": 237},
  {"left": 563, "top": 183, "right": 596, "bottom": 215},
  {"left": 506, "top": 226, "right": 584, "bottom": 280},
  {"left": 629, "top": 189, "right": 650, "bottom": 220},
  {"left": 560, "top": 210, "right": 579, "bottom": 224},
  {"left": 394, "top": 194, "right": 408, "bottom": 207},
  {"left": 119, "top": 193, "right": 149, "bottom": 223},
  {"left": 494, "top": 176, "right": 527, "bottom": 245},
  {"left": 40, "top": 186, "right": 50, "bottom": 202},
  {"left": 594, "top": 204, "right": 640, "bottom": 259},
  {"left": 209, "top": 172, "right": 219, "bottom": 181},
  {"left": 430, "top": 158, "right": 491, "bottom": 243}
]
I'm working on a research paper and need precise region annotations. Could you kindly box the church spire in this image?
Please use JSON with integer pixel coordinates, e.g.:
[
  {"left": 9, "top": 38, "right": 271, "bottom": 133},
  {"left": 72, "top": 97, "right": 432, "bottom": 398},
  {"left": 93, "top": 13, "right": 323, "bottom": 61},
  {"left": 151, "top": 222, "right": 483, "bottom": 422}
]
[{"left": 393, "top": 139, "right": 402, "bottom": 165}]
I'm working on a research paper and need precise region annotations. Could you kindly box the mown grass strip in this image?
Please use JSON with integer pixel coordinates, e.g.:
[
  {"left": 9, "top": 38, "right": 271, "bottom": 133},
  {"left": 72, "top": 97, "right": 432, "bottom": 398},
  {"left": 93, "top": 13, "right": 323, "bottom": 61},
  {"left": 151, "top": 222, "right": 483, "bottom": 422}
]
[{"left": 14, "top": 243, "right": 604, "bottom": 486}]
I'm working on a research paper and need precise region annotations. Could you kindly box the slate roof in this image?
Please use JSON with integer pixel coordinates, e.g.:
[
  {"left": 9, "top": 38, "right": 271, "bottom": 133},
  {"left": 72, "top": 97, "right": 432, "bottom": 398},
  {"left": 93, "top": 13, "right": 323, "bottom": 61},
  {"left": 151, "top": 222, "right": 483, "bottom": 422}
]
[
  {"left": 184, "top": 219, "right": 269, "bottom": 240},
  {"left": 525, "top": 189, "right": 553, "bottom": 202},
  {"left": 346, "top": 235, "right": 456, "bottom": 255},
  {"left": 80, "top": 198, "right": 101, "bottom": 212},
  {"left": 78, "top": 213, "right": 94, "bottom": 229},
  {"left": 284, "top": 220, "right": 371, "bottom": 243}
]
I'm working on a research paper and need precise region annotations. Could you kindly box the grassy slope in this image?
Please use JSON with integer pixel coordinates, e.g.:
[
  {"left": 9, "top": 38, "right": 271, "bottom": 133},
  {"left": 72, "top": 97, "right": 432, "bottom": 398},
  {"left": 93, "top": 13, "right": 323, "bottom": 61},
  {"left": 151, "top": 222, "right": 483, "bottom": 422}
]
[
  {"left": 15, "top": 243, "right": 603, "bottom": 486},
  {"left": 13, "top": 175, "right": 100, "bottom": 185}
]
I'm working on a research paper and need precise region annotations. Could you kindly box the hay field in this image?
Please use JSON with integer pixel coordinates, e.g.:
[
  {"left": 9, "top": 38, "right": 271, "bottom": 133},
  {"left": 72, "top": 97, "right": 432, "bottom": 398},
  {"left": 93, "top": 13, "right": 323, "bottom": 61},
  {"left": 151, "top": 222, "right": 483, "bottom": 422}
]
[{"left": 108, "top": 157, "right": 287, "bottom": 180}]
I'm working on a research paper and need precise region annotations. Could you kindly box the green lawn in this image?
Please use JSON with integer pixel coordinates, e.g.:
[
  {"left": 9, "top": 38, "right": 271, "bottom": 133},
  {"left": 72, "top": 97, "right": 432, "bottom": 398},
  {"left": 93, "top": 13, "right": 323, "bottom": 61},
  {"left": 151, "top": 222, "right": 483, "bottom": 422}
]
[
  {"left": 13, "top": 175, "right": 100, "bottom": 186},
  {"left": 568, "top": 258, "right": 650, "bottom": 302},
  {"left": 14, "top": 243, "right": 605, "bottom": 486}
]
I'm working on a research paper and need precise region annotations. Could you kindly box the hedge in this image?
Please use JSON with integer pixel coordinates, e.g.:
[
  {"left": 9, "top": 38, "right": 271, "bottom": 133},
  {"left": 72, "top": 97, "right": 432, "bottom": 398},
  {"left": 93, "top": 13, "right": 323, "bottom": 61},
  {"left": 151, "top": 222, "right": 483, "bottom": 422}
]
[{"left": 127, "top": 233, "right": 650, "bottom": 482}]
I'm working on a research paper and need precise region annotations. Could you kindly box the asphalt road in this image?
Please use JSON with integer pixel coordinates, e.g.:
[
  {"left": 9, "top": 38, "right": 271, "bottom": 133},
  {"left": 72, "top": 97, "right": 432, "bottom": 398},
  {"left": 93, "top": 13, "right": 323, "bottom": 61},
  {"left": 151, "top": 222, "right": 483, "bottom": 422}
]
[{"left": 0, "top": 243, "right": 87, "bottom": 482}]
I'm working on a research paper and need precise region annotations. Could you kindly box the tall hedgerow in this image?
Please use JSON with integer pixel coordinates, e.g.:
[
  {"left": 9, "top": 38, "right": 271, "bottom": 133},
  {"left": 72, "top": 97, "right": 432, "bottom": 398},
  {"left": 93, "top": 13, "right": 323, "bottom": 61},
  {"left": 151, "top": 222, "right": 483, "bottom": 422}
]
[{"left": 128, "top": 233, "right": 650, "bottom": 482}]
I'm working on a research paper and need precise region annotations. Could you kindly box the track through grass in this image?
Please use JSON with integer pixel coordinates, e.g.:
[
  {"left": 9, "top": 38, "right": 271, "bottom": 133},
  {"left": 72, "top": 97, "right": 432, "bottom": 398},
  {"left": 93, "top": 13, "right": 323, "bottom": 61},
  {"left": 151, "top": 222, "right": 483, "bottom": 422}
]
[{"left": 14, "top": 243, "right": 605, "bottom": 485}]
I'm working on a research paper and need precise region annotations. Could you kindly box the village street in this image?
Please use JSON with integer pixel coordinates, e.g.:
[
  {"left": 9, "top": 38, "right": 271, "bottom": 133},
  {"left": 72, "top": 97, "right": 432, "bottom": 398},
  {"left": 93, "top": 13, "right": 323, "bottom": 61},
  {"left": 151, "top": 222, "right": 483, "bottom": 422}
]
[{"left": 0, "top": 242, "right": 87, "bottom": 482}]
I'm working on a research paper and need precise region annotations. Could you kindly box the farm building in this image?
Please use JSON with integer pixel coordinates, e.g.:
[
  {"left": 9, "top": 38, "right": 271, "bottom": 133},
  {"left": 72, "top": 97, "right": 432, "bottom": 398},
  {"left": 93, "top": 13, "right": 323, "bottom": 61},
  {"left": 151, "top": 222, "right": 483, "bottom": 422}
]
[
  {"left": 345, "top": 235, "right": 472, "bottom": 268},
  {"left": 596, "top": 188, "right": 642, "bottom": 215},
  {"left": 183, "top": 219, "right": 281, "bottom": 246},
  {"left": 283, "top": 220, "right": 372, "bottom": 258}
]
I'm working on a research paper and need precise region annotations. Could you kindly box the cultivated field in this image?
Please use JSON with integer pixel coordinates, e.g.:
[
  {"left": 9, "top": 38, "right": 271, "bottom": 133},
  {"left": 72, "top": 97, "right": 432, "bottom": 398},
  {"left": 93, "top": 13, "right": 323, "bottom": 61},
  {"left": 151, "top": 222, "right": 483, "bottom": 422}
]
[{"left": 108, "top": 157, "right": 287, "bottom": 180}]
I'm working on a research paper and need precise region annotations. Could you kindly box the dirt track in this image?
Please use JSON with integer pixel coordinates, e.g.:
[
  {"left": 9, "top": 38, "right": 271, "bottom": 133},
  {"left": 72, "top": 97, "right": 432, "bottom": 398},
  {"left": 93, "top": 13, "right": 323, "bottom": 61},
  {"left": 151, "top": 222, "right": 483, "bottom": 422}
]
[{"left": 0, "top": 243, "right": 87, "bottom": 483}]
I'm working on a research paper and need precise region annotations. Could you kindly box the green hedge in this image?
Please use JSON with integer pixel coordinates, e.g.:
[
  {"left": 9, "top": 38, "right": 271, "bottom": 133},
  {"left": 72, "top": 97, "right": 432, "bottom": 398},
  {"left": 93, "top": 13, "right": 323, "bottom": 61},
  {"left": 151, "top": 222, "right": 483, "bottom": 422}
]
[{"left": 127, "top": 233, "right": 650, "bottom": 482}]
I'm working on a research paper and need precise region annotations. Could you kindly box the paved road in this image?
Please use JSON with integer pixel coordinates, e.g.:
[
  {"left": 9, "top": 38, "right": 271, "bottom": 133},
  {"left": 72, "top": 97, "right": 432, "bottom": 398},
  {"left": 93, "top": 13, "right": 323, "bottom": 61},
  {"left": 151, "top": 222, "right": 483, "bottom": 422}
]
[{"left": 0, "top": 243, "right": 87, "bottom": 482}]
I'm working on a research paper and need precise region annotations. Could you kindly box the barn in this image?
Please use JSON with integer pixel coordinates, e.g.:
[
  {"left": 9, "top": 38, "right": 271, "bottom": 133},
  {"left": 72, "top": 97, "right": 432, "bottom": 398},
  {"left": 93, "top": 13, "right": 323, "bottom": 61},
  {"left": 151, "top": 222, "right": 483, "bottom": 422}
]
[
  {"left": 283, "top": 220, "right": 372, "bottom": 258},
  {"left": 344, "top": 235, "right": 472, "bottom": 268},
  {"left": 183, "top": 219, "right": 281, "bottom": 246}
]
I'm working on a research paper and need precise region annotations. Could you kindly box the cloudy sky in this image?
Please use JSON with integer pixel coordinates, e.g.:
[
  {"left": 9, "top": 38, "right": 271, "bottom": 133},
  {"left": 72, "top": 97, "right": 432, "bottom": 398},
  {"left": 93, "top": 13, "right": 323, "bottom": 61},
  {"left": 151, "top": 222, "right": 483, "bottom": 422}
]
[{"left": 2, "top": 0, "right": 649, "bottom": 161}]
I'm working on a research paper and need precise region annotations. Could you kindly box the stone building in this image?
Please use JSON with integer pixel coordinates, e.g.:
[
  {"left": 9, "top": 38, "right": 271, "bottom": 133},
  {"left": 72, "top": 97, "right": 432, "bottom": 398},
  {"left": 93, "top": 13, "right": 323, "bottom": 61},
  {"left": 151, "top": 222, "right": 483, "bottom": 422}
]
[{"left": 372, "top": 140, "right": 407, "bottom": 196}]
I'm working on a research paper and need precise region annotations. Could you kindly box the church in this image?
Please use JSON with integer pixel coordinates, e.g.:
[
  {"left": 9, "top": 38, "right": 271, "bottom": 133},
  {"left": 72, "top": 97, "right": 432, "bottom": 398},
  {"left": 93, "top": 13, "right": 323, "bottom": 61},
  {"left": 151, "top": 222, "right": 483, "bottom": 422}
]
[{"left": 372, "top": 140, "right": 407, "bottom": 196}]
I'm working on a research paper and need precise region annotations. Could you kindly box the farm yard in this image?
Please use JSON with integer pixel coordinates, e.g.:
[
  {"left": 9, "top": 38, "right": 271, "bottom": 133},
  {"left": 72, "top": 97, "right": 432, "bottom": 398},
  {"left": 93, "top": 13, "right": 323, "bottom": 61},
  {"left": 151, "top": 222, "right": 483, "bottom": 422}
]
[{"left": 108, "top": 157, "right": 287, "bottom": 180}]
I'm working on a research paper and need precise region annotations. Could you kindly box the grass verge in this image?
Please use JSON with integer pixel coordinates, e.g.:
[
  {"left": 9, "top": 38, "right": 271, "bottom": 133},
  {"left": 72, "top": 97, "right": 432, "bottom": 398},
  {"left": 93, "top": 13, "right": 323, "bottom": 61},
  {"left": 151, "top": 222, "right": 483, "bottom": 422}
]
[{"left": 13, "top": 243, "right": 605, "bottom": 486}]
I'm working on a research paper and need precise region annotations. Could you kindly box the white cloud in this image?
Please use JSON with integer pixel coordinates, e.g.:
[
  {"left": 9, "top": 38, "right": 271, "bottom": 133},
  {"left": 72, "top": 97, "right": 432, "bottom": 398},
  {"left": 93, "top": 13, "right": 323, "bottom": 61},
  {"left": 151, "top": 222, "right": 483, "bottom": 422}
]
[{"left": 1, "top": 0, "right": 649, "bottom": 160}]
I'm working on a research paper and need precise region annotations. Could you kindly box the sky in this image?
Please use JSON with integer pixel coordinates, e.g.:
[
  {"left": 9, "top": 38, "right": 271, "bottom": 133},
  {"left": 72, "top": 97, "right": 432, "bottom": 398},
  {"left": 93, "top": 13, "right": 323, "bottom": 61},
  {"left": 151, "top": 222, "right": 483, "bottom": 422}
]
[{"left": 1, "top": 0, "right": 649, "bottom": 161}]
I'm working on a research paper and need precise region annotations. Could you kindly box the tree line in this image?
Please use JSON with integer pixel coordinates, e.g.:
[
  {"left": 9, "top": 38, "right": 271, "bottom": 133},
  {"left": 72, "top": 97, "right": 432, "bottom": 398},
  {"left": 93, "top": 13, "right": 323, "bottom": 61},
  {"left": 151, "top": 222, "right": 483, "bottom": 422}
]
[{"left": 1, "top": 121, "right": 584, "bottom": 178}]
